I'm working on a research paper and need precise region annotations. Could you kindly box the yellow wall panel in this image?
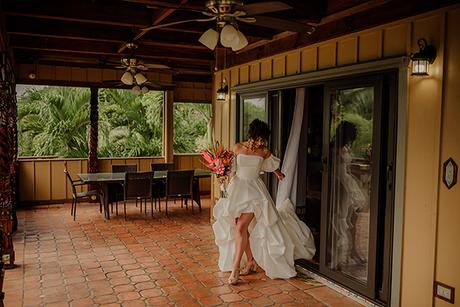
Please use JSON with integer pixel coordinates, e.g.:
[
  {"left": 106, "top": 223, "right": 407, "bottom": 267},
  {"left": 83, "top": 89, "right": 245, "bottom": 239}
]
[
  {"left": 273, "top": 55, "right": 286, "bottom": 78},
  {"left": 34, "top": 161, "right": 51, "bottom": 201},
  {"left": 239, "top": 65, "right": 249, "bottom": 84},
  {"left": 250, "top": 63, "right": 260, "bottom": 83},
  {"left": 286, "top": 52, "right": 300, "bottom": 75},
  {"left": 318, "top": 43, "right": 336, "bottom": 69},
  {"left": 38, "top": 65, "right": 55, "bottom": 80},
  {"left": 19, "top": 162, "right": 34, "bottom": 202},
  {"left": 51, "top": 161, "right": 67, "bottom": 200},
  {"left": 435, "top": 9, "right": 460, "bottom": 307},
  {"left": 383, "top": 23, "right": 410, "bottom": 57},
  {"left": 358, "top": 30, "right": 382, "bottom": 62},
  {"left": 401, "top": 13, "right": 443, "bottom": 307},
  {"left": 140, "top": 159, "right": 152, "bottom": 171},
  {"left": 214, "top": 73, "right": 223, "bottom": 143},
  {"left": 98, "top": 159, "right": 111, "bottom": 173},
  {"left": 230, "top": 68, "right": 239, "bottom": 87},
  {"left": 301, "top": 47, "right": 317, "bottom": 72},
  {"left": 87, "top": 68, "right": 102, "bottom": 82},
  {"left": 337, "top": 37, "right": 358, "bottom": 66},
  {"left": 71, "top": 67, "right": 87, "bottom": 81},
  {"left": 55, "top": 67, "right": 71, "bottom": 81},
  {"left": 260, "top": 59, "right": 272, "bottom": 80}
]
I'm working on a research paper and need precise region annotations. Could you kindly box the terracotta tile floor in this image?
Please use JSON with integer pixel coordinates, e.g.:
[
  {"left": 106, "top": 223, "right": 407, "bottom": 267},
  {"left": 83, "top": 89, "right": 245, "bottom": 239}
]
[{"left": 3, "top": 198, "right": 363, "bottom": 307}]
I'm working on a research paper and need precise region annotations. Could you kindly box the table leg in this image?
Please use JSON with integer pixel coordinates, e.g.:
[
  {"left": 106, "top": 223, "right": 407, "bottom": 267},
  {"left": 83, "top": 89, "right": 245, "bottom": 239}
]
[
  {"left": 101, "top": 183, "right": 110, "bottom": 220},
  {"left": 192, "top": 178, "right": 202, "bottom": 212}
]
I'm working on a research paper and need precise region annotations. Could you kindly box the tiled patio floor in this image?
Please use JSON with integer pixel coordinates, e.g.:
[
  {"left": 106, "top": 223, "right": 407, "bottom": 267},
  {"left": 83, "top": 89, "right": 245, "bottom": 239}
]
[{"left": 3, "top": 198, "right": 363, "bottom": 307}]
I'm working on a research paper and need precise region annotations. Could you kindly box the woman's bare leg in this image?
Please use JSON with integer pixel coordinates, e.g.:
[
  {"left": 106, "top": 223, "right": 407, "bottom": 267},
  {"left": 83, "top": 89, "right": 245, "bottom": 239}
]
[
  {"left": 245, "top": 230, "right": 254, "bottom": 262},
  {"left": 230, "top": 213, "right": 254, "bottom": 279}
]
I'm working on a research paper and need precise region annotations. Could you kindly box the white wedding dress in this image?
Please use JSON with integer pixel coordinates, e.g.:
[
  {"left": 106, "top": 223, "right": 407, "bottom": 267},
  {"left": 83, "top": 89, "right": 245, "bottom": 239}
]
[{"left": 213, "top": 153, "right": 305, "bottom": 279}]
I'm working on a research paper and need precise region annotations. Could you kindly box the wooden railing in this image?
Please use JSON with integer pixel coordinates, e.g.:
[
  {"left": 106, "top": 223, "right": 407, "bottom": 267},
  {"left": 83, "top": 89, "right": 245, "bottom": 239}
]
[{"left": 18, "top": 154, "right": 210, "bottom": 204}]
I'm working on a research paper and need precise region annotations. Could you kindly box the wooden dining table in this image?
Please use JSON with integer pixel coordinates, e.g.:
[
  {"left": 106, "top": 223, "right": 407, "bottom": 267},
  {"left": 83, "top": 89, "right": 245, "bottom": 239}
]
[{"left": 78, "top": 169, "right": 211, "bottom": 219}]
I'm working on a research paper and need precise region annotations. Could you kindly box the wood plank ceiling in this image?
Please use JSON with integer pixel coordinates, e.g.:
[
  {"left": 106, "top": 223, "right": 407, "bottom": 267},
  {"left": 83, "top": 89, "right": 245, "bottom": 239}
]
[{"left": 1, "top": 0, "right": 457, "bottom": 86}]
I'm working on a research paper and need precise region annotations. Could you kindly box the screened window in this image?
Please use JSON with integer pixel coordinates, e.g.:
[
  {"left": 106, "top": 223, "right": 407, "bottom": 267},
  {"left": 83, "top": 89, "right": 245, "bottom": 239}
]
[
  {"left": 17, "top": 85, "right": 90, "bottom": 158},
  {"left": 98, "top": 89, "right": 164, "bottom": 157}
]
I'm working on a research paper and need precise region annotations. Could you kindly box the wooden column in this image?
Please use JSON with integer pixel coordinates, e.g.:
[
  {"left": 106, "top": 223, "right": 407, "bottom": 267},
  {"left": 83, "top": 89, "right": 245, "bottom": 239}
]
[
  {"left": 88, "top": 87, "right": 98, "bottom": 173},
  {"left": 163, "top": 90, "right": 174, "bottom": 163},
  {"left": 0, "top": 53, "right": 16, "bottom": 270}
]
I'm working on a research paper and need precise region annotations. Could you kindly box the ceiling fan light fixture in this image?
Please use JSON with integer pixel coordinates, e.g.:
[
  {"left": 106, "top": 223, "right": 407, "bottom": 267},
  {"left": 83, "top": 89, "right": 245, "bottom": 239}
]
[
  {"left": 199, "top": 28, "right": 219, "bottom": 50},
  {"left": 134, "top": 73, "right": 147, "bottom": 85},
  {"left": 132, "top": 85, "right": 141, "bottom": 94},
  {"left": 220, "top": 24, "right": 239, "bottom": 48},
  {"left": 141, "top": 86, "right": 149, "bottom": 94},
  {"left": 231, "top": 30, "right": 248, "bottom": 51},
  {"left": 121, "top": 71, "right": 134, "bottom": 85}
]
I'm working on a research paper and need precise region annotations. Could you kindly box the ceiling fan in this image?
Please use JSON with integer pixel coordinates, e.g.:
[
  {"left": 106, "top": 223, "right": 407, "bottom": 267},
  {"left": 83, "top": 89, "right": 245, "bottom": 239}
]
[
  {"left": 138, "top": 0, "right": 316, "bottom": 52},
  {"left": 105, "top": 42, "right": 171, "bottom": 94}
]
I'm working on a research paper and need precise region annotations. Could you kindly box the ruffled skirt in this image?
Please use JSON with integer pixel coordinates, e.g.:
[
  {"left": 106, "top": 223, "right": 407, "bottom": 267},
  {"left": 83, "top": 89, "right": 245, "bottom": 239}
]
[{"left": 212, "top": 177, "right": 297, "bottom": 279}]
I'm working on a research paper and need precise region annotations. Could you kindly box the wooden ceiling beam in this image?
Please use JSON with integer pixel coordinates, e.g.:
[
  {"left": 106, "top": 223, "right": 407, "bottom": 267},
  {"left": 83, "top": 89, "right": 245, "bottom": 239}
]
[
  {"left": 119, "top": 0, "right": 189, "bottom": 52},
  {"left": 9, "top": 36, "right": 213, "bottom": 64},
  {"left": 120, "top": 0, "right": 203, "bottom": 11},
  {"left": 3, "top": 0, "right": 153, "bottom": 28}
]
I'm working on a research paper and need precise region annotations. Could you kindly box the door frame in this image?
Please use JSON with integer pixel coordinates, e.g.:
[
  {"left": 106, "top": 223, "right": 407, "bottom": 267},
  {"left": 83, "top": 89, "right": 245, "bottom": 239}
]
[
  {"left": 232, "top": 57, "right": 409, "bottom": 307},
  {"left": 320, "top": 75, "right": 384, "bottom": 298}
]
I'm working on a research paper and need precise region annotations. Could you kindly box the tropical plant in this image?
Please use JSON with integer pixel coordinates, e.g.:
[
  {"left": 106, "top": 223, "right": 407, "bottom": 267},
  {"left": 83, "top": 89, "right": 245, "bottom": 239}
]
[
  {"left": 17, "top": 86, "right": 90, "bottom": 158},
  {"left": 98, "top": 89, "right": 164, "bottom": 157},
  {"left": 173, "top": 102, "right": 212, "bottom": 153}
]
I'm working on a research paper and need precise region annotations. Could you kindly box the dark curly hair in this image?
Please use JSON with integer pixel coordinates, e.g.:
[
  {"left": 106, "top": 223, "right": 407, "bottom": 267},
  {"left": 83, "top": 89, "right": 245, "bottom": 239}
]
[
  {"left": 335, "top": 121, "right": 357, "bottom": 145},
  {"left": 248, "top": 119, "right": 270, "bottom": 141}
]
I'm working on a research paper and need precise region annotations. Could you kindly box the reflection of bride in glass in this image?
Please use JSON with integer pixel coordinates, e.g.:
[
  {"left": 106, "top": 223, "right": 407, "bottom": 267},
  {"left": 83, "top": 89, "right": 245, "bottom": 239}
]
[{"left": 330, "top": 121, "right": 368, "bottom": 270}]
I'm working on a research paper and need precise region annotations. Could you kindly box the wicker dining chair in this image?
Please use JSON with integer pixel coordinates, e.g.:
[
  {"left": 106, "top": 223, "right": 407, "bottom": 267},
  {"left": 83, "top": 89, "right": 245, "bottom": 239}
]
[
  {"left": 108, "top": 164, "right": 138, "bottom": 216},
  {"left": 123, "top": 171, "right": 154, "bottom": 220},
  {"left": 151, "top": 163, "right": 175, "bottom": 210},
  {"left": 165, "top": 170, "right": 195, "bottom": 216},
  {"left": 64, "top": 168, "right": 102, "bottom": 221}
]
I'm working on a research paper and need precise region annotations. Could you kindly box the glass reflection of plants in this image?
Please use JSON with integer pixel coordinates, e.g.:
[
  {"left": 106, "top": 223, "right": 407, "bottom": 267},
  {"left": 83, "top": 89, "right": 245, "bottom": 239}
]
[
  {"left": 243, "top": 97, "right": 266, "bottom": 139},
  {"left": 330, "top": 87, "right": 373, "bottom": 159}
]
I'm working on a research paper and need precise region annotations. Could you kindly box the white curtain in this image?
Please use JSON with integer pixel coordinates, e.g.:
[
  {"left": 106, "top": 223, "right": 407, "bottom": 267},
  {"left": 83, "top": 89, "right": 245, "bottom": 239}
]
[{"left": 275, "top": 87, "right": 316, "bottom": 260}]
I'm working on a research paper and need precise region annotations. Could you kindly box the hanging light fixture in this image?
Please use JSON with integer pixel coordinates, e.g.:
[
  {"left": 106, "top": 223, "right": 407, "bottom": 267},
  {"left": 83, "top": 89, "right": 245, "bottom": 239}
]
[
  {"left": 199, "top": 23, "right": 248, "bottom": 51},
  {"left": 131, "top": 85, "right": 141, "bottom": 95},
  {"left": 410, "top": 38, "right": 437, "bottom": 76},
  {"left": 199, "top": 28, "right": 219, "bottom": 50},
  {"left": 134, "top": 72, "right": 147, "bottom": 85},
  {"left": 216, "top": 77, "right": 228, "bottom": 102},
  {"left": 121, "top": 71, "right": 134, "bottom": 85},
  {"left": 141, "top": 86, "right": 149, "bottom": 94}
]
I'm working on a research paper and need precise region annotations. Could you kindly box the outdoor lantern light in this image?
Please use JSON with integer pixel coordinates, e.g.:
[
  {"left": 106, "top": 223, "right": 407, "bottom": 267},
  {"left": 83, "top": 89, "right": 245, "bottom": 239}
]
[
  {"left": 216, "top": 78, "right": 228, "bottom": 102},
  {"left": 121, "top": 71, "right": 134, "bottom": 85},
  {"left": 410, "top": 38, "right": 437, "bottom": 76}
]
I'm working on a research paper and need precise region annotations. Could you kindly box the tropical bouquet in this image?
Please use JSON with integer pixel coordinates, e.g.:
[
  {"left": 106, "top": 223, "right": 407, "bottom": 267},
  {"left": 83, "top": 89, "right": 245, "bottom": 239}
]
[{"left": 200, "top": 142, "right": 234, "bottom": 198}]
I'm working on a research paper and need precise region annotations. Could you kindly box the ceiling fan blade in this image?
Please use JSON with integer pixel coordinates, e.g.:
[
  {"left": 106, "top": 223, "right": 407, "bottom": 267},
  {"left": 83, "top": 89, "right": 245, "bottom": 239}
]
[
  {"left": 252, "top": 16, "right": 315, "bottom": 34},
  {"left": 144, "top": 63, "right": 171, "bottom": 69},
  {"left": 243, "top": 1, "right": 292, "bottom": 16},
  {"left": 236, "top": 16, "right": 256, "bottom": 23},
  {"left": 141, "top": 17, "right": 216, "bottom": 32}
]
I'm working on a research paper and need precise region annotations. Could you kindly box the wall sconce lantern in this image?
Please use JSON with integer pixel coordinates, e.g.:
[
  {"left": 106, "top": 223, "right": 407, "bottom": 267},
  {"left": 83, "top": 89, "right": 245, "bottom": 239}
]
[
  {"left": 410, "top": 38, "right": 437, "bottom": 76},
  {"left": 216, "top": 78, "right": 228, "bottom": 102}
]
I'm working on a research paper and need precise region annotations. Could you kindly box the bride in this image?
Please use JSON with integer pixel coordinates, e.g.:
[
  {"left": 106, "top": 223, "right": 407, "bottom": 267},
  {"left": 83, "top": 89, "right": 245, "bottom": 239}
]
[{"left": 212, "top": 119, "right": 315, "bottom": 285}]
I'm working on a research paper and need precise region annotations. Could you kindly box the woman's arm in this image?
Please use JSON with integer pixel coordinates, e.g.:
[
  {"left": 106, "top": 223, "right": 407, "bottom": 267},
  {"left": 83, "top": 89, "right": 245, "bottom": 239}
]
[{"left": 263, "top": 147, "right": 285, "bottom": 181}]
